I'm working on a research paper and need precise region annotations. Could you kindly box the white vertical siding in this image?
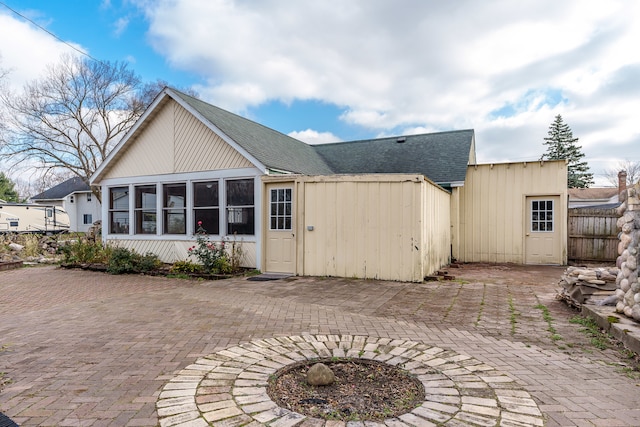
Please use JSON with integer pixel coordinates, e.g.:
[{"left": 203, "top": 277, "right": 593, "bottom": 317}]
[
  {"left": 452, "top": 160, "right": 568, "bottom": 264},
  {"left": 270, "top": 174, "right": 450, "bottom": 282},
  {"left": 421, "top": 180, "right": 451, "bottom": 277}
]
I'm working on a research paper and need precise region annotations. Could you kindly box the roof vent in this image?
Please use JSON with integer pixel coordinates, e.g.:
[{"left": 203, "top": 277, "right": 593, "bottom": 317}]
[{"left": 396, "top": 137, "right": 406, "bottom": 143}]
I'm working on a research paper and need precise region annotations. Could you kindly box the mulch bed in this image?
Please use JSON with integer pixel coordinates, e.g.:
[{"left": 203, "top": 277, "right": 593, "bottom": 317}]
[{"left": 267, "top": 358, "right": 426, "bottom": 421}]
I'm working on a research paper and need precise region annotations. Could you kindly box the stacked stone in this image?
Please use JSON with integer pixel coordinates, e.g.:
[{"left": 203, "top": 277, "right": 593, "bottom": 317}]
[
  {"left": 558, "top": 266, "right": 618, "bottom": 306},
  {"left": 615, "top": 183, "right": 640, "bottom": 321}
]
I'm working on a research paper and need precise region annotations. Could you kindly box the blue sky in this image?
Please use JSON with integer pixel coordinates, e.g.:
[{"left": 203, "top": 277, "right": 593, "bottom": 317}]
[{"left": 1, "top": 0, "right": 640, "bottom": 186}]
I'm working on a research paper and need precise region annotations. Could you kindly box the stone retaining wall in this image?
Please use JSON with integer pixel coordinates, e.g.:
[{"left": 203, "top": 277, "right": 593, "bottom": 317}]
[{"left": 615, "top": 182, "right": 640, "bottom": 321}]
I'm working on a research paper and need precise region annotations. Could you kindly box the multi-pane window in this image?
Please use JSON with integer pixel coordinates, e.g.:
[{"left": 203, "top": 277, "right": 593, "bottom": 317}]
[
  {"left": 270, "top": 188, "right": 292, "bottom": 230},
  {"left": 531, "top": 200, "right": 553, "bottom": 232},
  {"left": 109, "top": 187, "right": 129, "bottom": 234},
  {"left": 135, "top": 185, "right": 157, "bottom": 234},
  {"left": 226, "top": 179, "right": 254, "bottom": 235},
  {"left": 163, "top": 183, "right": 186, "bottom": 234},
  {"left": 107, "top": 178, "right": 258, "bottom": 237},
  {"left": 193, "top": 181, "right": 219, "bottom": 234},
  {"left": 83, "top": 214, "right": 93, "bottom": 225}
]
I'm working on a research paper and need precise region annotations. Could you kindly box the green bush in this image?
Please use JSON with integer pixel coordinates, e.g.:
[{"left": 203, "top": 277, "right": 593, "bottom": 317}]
[
  {"left": 170, "top": 260, "right": 202, "bottom": 274},
  {"left": 59, "top": 238, "right": 110, "bottom": 264},
  {"left": 107, "top": 247, "right": 137, "bottom": 274},
  {"left": 106, "top": 247, "right": 161, "bottom": 275}
]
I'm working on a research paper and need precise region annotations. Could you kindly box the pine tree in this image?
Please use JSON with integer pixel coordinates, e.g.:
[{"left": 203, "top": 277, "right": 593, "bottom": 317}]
[
  {"left": 541, "top": 114, "right": 593, "bottom": 188},
  {"left": 0, "top": 172, "right": 19, "bottom": 202}
]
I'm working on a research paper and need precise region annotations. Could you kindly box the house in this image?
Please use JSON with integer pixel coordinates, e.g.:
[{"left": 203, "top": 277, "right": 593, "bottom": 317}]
[
  {"left": 568, "top": 171, "right": 627, "bottom": 209},
  {"left": 91, "top": 87, "right": 568, "bottom": 282},
  {"left": 31, "top": 177, "right": 101, "bottom": 233}
]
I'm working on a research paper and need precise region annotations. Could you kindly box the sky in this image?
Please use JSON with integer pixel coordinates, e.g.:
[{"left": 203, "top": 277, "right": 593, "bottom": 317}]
[{"left": 1, "top": 0, "right": 639, "bottom": 187}]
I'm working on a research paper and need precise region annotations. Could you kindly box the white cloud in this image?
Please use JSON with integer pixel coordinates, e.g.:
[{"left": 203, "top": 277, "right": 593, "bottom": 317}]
[
  {"left": 288, "top": 129, "right": 341, "bottom": 145},
  {"left": 4, "top": 0, "right": 640, "bottom": 185},
  {"left": 0, "top": 12, "right": 83, "bottom": 91}
]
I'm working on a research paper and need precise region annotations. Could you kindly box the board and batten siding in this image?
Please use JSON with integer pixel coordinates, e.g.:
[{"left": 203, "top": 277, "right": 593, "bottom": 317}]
[
  {"left": 451, "top": 160, "right": 568, "bottom": 264},
  {"left": 264, "top": 174, "right": 451, "bottom": 282},
  {"left": 101, "top": 100, "right": 252, "bottom": 180}
]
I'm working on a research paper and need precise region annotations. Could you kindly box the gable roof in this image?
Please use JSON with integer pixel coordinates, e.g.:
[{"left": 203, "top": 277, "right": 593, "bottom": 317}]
[
  {"left": 313, "top": 130, "right": 475, "bottom": 186},
  {"left": 171, "top": 90, "right": 334, "bottom": 175},
  {"left": 92, "top": 87, "right": 475, "bottom": 187},
  {"left": 31, "top": 177, "right": 90, "bottom": 201}
]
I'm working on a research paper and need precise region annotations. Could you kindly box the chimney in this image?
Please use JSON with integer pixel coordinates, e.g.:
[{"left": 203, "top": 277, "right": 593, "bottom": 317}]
[{"left": 619, "top": 170, "right": 627, "bottom": 202}]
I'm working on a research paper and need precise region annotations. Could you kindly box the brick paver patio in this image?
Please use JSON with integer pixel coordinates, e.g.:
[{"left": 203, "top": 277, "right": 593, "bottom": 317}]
[{"left": 1, "top": 264, "right": 639, "bottom": 426}]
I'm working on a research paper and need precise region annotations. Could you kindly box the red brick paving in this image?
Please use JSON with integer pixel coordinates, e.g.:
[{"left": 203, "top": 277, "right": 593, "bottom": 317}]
[{"left": 0, "top": 264, "right": 639, "bottom": 426}]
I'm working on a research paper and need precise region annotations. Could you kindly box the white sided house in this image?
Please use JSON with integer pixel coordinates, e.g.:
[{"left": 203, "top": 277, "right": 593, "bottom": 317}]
[
  {"left": 31, "top": 177, "right": 101, "bottom": 233},
  {"left": 91, "top": 87, "right": 568, "bottom": 282}
]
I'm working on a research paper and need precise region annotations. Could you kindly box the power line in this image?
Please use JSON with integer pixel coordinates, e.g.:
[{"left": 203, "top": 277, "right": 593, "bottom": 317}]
[{"left": 0, "top": 1, "right": 106, "bottom": 65}]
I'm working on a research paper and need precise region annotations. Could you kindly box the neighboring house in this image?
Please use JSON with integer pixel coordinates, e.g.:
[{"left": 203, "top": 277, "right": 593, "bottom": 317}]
[
  {"left": 568, "top": 171, "right": 627, "bottom": 209},
  {"left": 31, "top": 177, "right": 102, "bottom": 233},
  {"left": 568, "top": 187, "right": 619, "bottom": 209},
  {"left": 91, "top": 87, "right": 568, "bottom": 282}
]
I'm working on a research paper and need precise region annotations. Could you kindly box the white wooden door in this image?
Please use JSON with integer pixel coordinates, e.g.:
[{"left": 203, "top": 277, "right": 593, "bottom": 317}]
[
  {"left": 525, "top": 196, "right": 561, "bottom": 264},
  {"left": 265, "top": 185, "right": 295, "bottom": 273}
]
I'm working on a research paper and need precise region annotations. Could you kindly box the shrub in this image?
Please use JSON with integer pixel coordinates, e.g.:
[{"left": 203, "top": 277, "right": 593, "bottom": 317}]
[
  {"left": 188, "top": 225, "right": 232, "bottom": 274},
  {"left": 170, "top": 260, "right": 202, "bottom": 274},
  {"left": 106, "top": 247, "right": 161, "bottom": 275},
  {"left": 59, "top": 238, "right": 109, "bottom": 264},
  {"left": 107, "top": 247, "right": 137, "bottom": 274}
]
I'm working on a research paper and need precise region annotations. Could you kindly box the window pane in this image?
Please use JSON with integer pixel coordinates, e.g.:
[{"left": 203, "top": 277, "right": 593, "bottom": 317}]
[
  {"left": 547, "top": 221, "right": 553, "bottom": 230},
  {"left": 136, "top": 211, "right": 156, "bottom": 234},
  {"left": 110, "top": 212, "right": 129, "bottom": 234},
  {"left": 164, "top": 210, "right": 186, "bottom": 234},
  {"left": 164, "top": 184, "right": 186, "bottom": 208},
  {"left": 226, "top": 179, "right": 254, "bottom": 205},
  {"left": 136, "top": 185, "right": 156, "bottom": 209},
  {"left": 285, "top": 189, "right": 291, "bottom": 202},
  {"left": 532, "top": 222, "right": 538, "bottom": 231},
  {"left": 546, "top": 201, "right": 553, "bottom": 210},
  {"left": 194, "top": 181, "right": 218, "bottom": 207},
  {"left": 194, "top": 208, "right": 219, "bottom": 234},
  {"left": 110, "top": 187, "right": 128, "bottom": 210},
  {"left": 532, "top": 201, "right": 538, "bottom": 210},
  {"left": 227, "top": 207, "right": 254, "bottom": 235}
]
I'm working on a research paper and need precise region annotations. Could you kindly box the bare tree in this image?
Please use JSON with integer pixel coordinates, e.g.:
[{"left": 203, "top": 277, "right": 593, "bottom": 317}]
[
  {"left": 0, "top": 54, "right": 151, "bottom": 202},
  {"left": 604, "top": 160, "right": 640, "bottom": 187}
]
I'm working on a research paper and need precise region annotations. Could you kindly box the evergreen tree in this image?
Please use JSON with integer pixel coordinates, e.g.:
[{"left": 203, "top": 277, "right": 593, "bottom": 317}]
[
  {"left": 541, "top": 114, "right": 593, "bottom": 188},
  {"left": 0, "top": 172, "right": 19, "bottom": 202}
]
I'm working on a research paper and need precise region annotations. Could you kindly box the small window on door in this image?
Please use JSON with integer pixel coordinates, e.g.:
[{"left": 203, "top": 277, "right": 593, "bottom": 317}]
[
  {"left": 270, "top": 188, "right": 292, "bottom": 230},
  {"left": 531, "top": 200, "right": 554, "bottom": 232}
]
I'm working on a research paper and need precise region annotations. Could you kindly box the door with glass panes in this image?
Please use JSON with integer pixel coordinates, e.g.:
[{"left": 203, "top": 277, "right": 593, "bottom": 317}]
[
  {"left": 525, "top": 196, "right": 561, "bottom": 264},
  {"left": 265, "top": 183, "right": 295, "bottom": 273}
]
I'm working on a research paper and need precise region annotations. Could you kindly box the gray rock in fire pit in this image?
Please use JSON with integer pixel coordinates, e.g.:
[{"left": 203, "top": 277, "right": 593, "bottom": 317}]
[{"left": 307, "top": 363, "right": 335, "bottom": 386}]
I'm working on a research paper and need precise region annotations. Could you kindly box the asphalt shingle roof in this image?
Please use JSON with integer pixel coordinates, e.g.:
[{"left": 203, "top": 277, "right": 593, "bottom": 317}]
[
  {"left": 313, "top": 130, "right": 475, "bottom": 185},
  {"left": 31, "top": 177, "right": 89, "bottom": 200},
  {"left": 170, "top": 89, "right": 334, "bottom": 175}
]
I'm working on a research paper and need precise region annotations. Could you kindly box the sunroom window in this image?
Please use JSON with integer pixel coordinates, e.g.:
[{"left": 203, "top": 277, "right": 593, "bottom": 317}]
[
  {"left": 163, "top": 183, "right": 186, "bottom": 234},
  {"left": 135, "top": 185, "right": 157, "bottom": 234},
  {"left": 226, "top": 179, "right": 254, "bottom": 235},
  {"left": 193, "top": 181, "right": 219, "bottom": 234},
  {"left": 109, "top": 187, "right": 129, "bottom": 234}
]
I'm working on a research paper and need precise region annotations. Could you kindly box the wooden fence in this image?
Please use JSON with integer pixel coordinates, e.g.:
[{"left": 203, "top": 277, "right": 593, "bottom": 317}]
[{"left": 568, "top": 207, "right": 619, "bottom": 263}]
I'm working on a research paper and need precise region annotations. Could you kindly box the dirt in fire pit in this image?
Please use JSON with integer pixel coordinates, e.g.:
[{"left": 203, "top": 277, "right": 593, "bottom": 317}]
[{"left": 267, "top": 358, "right": 427, "bottom": 421}]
